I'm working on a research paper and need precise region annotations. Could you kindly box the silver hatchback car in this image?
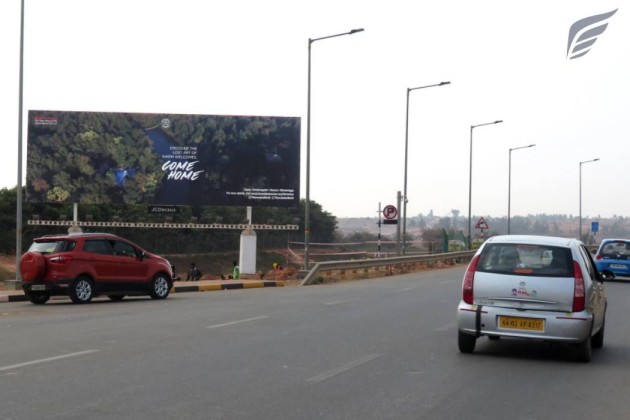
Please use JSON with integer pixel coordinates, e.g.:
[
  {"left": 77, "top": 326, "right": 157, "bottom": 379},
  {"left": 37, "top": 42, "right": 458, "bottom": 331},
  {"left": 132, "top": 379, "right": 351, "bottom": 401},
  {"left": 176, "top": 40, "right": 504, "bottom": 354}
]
[{"left": 457, "top": 235, "right": 607, "bottom": 362}]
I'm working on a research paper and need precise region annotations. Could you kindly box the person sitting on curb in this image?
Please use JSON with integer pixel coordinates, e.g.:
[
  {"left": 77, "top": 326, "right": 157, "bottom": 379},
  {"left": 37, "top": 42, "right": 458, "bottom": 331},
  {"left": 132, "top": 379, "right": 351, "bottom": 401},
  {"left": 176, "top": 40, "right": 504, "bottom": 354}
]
[
  {"left": 186, "top": 263, "right": 202, "bottom": 281},
  {"left": 232, "top": 260, "right": 240, "bottom": 280},
  {"left": 220, "top": 261, "right": 241, "bottom": 280}
]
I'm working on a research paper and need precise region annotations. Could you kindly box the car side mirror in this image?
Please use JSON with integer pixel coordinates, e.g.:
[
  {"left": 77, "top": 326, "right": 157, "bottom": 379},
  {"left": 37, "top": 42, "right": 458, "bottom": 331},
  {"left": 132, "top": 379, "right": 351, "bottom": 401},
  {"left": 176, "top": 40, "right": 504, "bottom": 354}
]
[{"left": 139, "top": 251, "right": 145, "bottom": 261}]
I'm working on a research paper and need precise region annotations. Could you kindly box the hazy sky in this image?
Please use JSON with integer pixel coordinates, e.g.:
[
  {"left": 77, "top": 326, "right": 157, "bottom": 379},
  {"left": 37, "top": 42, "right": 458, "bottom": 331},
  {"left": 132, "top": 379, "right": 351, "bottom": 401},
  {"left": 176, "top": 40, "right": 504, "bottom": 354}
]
[{"left": 1, "top": 0, "right": 627, "bottom": 221}]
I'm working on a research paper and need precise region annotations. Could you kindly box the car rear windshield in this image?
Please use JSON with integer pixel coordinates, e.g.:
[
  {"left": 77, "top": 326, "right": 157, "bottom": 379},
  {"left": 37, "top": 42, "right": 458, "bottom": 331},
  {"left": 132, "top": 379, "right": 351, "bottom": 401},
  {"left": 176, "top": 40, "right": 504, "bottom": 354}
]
[
  {"left": 599, "top": 241, "right": 630, "bottom": 260},
  {"left": 29, "top": 240, "right": 76, "bottom": 254},
  {"left": 477, "top": 243, "right": 573, "bottom": 277}
]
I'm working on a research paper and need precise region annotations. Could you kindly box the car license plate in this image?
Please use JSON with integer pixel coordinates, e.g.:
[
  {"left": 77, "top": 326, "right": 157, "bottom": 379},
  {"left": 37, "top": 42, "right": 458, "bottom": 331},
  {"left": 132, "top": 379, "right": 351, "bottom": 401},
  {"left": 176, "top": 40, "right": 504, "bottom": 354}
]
[
  {"left": 498, "top": 316, "right": 544, "bottom": 331},
  {"left": 30, "top": 284, "right": 46, "bottom": 291},
  {"left": 610, "top": 264, "right": 626, "bottom": 269}
]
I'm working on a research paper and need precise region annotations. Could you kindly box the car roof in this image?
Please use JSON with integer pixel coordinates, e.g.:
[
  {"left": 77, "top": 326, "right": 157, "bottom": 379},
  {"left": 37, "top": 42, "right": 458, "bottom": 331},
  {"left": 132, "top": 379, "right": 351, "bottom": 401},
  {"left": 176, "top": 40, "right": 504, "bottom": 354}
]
[
  {"left": 484, "top": 235, "right": 580, "bottom": 248},
  {"left": 599, "top": 238, "right": 630, "bottom": 243},
  {"left": 36, "top": 232, "right": 120, "bottom": 240}
]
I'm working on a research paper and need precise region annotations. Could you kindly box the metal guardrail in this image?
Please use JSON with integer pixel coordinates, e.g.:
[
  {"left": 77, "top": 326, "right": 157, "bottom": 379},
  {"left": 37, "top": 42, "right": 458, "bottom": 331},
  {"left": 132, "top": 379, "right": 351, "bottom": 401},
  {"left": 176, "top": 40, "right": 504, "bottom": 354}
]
[
  {"left": 300, "top": 250, "right": 476, "bottom": 285},
  {"left": 27, "top": 220, "right": 299, "bottom": 230}
]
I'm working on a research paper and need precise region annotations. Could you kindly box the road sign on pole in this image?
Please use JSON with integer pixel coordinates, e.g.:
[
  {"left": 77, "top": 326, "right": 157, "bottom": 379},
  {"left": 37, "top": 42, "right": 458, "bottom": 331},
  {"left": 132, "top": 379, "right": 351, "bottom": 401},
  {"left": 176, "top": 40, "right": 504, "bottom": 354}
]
[
  {"left": 475, "top": 216, "right": 489, "bottom": 230},
  {"left": 383, "top": 205, "right": 398, "bottom": 220}
]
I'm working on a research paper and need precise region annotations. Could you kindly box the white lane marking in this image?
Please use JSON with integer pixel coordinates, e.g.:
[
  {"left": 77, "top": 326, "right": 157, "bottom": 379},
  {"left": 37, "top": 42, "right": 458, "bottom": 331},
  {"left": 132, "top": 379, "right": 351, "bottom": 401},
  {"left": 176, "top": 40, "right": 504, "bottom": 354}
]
[
  {"left": 324, "top": 298, "right": 360, "bottom": 306},
  {"left": 435, "top": 322, "right": 457, "bottom": 332},
  {"left": 0, "top": 350, "right": 99, "bottom": 372},
  {"left": 398, "top": 287, "right": 417, "bottom": 292},
  {"left": 207, "top": 315, "right": 269, "bottom": 329},
  {"left": 306, "top": 354, "right": 383, "bottom": 383}
]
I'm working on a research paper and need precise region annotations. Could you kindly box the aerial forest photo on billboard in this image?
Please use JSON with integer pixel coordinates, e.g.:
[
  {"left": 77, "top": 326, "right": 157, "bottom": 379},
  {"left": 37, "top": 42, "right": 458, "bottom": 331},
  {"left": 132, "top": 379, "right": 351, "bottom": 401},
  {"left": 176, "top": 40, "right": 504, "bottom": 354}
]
[{"left": 25, "top": 111, "right": 300, "bottom": 207}]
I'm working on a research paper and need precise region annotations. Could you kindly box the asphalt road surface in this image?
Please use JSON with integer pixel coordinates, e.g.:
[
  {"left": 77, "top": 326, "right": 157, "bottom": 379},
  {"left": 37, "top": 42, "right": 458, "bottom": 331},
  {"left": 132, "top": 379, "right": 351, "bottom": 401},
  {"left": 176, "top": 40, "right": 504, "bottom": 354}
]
[{"left": 1, "top": 266, "right": 630, "bottom": 420}]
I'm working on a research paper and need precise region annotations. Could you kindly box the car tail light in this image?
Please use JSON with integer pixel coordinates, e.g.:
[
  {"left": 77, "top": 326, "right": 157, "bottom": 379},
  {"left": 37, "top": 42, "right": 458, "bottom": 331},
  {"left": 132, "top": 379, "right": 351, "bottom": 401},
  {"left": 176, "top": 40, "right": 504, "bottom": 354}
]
[
  {"left": 595, "top": 254, "right": 603, "bottom": 260},
  {"left": 463, "top": 255, "right": 480, "bottom": 304},
  {"left": 50, "top": 255, "right": 74, "bottom": 264},
  {"left": 572, "top": 260, "right": 585, "bottom": 312}
]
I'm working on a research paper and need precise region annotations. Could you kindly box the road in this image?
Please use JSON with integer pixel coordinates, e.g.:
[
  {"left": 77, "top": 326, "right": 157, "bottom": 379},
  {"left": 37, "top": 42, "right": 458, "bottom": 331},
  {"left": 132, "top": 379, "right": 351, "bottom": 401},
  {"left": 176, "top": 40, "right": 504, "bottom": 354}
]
[{"left": 1, "top": 266, "right": 630, "bottom": 419}]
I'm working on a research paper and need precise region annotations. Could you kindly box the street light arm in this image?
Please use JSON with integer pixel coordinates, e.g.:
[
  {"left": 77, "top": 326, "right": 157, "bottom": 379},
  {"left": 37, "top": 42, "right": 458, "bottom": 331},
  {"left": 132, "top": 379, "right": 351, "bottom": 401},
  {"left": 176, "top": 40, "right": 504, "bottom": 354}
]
[
  {"left": 409, "top": 81, "right": 451, "bottom": 92},
  {"left": 509, "top": 143, "right": 536, "bottom": 152},
  {"left": 310, "top": 28, "right": 365, "bottom": 44},
  {"left": 580, "top": 158, "right": 600, "bottom": 165},
  {"left": 472, "top": 119, "right": 504, "bottom": 130}
]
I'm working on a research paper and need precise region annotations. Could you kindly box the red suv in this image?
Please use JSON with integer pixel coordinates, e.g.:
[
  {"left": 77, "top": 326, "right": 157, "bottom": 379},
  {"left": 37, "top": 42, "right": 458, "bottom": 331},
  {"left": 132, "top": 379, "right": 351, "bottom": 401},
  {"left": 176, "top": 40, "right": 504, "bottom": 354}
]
[{"left": 20, "top": 233, "right": 176, "bottom": 304}]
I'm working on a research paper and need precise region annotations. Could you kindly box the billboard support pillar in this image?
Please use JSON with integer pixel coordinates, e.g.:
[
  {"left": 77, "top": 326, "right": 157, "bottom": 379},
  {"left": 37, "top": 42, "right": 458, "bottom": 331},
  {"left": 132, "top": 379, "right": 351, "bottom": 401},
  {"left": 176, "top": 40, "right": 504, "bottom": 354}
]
[
  {"left": 240, "top": 226, "right": 257, "bottom": 275},
  {"left": 68, "top": 203, "right": 82, "bottom": 233}
]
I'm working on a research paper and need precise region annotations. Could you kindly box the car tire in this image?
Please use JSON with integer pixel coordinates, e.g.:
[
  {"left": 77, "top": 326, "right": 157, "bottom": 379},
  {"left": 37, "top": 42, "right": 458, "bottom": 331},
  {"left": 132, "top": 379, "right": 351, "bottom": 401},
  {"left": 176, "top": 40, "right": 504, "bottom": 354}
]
[
  {"left": 458, "top": 331, "right": 476, "bottom": 353},
  {"left": 26, "top": 291, "right": 50, "bottom": 305},
  {"left": 149, "top": 273, "right": 171, "bottom": 300},
  {"left": 108, "top": 295, "right": 125, "bottom": 302},
  {"left": 575, "top": 337, "right": 592, "bottom": 363},
  {"left": 592, "top": 316, "right": 605, "bottom": 349},
  {"left": 20, "top": 252, "right": 46, "bottom": 282},
  {"left": 69, "top": 276, "right": 94, "bottom": 304}
]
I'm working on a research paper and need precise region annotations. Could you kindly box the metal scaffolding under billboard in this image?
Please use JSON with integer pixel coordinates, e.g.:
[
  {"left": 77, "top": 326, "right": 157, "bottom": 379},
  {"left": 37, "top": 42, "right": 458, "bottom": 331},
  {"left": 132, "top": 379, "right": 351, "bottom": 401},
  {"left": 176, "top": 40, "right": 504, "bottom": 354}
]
[{"left": 26, "top": 110, "right": 301, "bottom": 207}]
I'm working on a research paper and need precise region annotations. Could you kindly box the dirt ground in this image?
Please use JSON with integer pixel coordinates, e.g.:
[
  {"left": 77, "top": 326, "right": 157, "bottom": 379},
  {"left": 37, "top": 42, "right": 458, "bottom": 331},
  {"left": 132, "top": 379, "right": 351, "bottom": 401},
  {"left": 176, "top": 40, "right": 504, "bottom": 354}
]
[
  {"left": 0, "top": 255, "right": 16, "bottom": 291},
  {"left": 0, "top": 255, "right": 16, "bottom": 272}
]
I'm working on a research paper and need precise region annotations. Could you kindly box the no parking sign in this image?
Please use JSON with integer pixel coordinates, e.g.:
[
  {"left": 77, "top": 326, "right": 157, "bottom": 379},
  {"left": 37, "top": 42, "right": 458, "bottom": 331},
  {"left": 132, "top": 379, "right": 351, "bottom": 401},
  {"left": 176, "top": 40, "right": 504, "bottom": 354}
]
[
  {"left": 383, "top": 205, "right": 398, "bottom": 220},
  {"left": 383, "top": 205, "right": 398, "bottom": 225}
]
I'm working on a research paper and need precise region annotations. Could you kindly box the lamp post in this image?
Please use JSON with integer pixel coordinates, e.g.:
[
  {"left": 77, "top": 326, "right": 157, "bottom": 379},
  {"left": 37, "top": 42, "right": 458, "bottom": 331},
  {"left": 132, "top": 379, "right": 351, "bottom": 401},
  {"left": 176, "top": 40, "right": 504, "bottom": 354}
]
[
  {"left": 507, "top": 143, "right": 535, "bottom": 234},
  {"left": 579, "top": 158, "right": 599, "bottom": 241},
  {"left": 402, "top": 81, "right": 450, "bottom": 255},
  {"left": 16, "top": 0, "right": 25, "bottom": 279},
  {"left": 467, "top": 120, "right": 503, "bottom": 249},
  {"left": 305, "top": 28, "right": 364, "bottom": 269}
]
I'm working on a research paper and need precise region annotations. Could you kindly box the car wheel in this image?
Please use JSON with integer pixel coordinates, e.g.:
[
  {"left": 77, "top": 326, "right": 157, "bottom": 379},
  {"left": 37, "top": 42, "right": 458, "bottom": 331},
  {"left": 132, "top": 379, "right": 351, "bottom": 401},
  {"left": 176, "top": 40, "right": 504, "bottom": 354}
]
[
  {"left": 108, "top": 295, "right": 125, "bottom": 302},
  {"left": 69, "top": 276, "right": 94, "bottom": 304},
  {"left": 601, "top": 270, "right": 615, "bottom": 281},
  {"left": 592, "top": 316, "right": 605, "bottom": 349},
  {"left": 20, "top": 252, "right": 46, "bottom": 282},
  {"left": 575, "top": 337, "right": 592, "bottom": 363},
  {"left": 458, "top": 331, "right": 476, "bottom": 353},
  {"left": 149, "top": 273, "right": 171, "bottom": 300},
  {"left": 26, "top": 292, "right": 50, "bottom": 305}
]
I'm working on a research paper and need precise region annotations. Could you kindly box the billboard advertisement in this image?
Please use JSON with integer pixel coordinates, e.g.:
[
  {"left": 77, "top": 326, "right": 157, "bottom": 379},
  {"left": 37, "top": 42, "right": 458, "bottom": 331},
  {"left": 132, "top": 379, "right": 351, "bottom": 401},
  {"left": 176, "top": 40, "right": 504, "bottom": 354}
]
[{"left": 26, "top": 111, "right": 300, "bottom": 207}]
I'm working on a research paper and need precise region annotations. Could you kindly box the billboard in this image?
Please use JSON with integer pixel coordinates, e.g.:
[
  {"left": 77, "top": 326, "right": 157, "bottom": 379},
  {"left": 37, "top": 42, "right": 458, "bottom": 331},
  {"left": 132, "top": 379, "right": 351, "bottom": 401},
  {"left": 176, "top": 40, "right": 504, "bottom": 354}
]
[{"left": 26, "top": 111, "right": 300, "bottom": 207}]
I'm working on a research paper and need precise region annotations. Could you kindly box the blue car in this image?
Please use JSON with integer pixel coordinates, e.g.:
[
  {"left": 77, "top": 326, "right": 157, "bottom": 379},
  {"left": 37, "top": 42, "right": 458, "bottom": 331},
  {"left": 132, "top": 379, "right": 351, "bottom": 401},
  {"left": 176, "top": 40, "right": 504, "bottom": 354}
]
[{"left": 594, "top": 239, "right": 630, "bottom": 280}]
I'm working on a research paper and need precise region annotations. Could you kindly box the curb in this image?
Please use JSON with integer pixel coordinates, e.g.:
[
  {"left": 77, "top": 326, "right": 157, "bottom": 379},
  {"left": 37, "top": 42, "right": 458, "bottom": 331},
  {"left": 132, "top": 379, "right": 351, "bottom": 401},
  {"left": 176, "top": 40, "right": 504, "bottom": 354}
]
[
  {"left": 171, "top": 281, "right": 284, "bottom": 293},
  {"left": 0, "top": 280, "right": 285, "bottom": 304}
]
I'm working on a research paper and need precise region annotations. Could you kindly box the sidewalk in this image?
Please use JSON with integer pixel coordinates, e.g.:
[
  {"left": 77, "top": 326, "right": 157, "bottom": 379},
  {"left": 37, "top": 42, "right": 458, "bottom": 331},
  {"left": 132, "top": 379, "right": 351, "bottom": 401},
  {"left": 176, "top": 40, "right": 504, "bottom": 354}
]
[{"left": 0, "top": 278, "right": 285, "bottom": 304}]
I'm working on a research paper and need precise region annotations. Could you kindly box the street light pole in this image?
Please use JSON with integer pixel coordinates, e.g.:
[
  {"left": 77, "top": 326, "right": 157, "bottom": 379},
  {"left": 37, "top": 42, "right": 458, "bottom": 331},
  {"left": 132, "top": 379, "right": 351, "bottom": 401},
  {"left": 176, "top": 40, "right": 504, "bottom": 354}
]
[
  {"left": 305, "top": 28, "right": 364, "bottom": 270},
  {"left": 507, "top": 144, "right": 535, "bottom": 234},
  {"left": 16, "top": 0, "right": 25, "bottom": 280},
  {"left": 467, "top": 120, "right": 503, "bottom": 249},
  {"left": 579, "top": 158, "right": 599, "bottom": 241},
  {"left": 402, "top": 81, "right": 450, "bottom": 255}
]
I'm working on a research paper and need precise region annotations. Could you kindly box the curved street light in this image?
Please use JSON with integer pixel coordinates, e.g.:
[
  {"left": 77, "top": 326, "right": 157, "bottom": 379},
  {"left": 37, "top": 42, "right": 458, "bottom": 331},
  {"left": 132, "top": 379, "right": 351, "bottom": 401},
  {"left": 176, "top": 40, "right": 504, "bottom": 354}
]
[
  {"left": 507, "top": 144, "right": 536, "bottom": 234},
  {"left": 402, "top": 81, "right": 450, "bottom": 255},
  {"left": 467, "top": 119, "right": 503, "bottom": 249},
  {"left": 305, "top": 28, "right": 364, "bottom": 269},
  {"left": 579, "top": 158, "right": 600, "bottom": 242}
]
